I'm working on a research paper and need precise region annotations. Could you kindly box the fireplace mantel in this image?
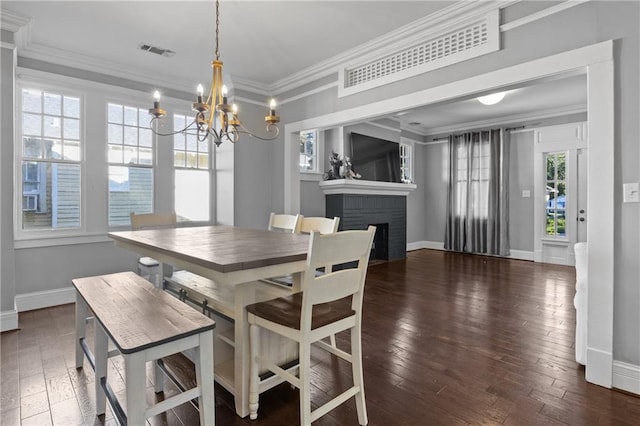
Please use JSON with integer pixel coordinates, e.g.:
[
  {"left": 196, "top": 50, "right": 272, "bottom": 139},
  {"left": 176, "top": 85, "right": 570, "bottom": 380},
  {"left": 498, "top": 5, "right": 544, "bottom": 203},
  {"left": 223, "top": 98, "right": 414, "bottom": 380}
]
[{"left": 319, "top": 179, "right": 417, "bottom": 196}]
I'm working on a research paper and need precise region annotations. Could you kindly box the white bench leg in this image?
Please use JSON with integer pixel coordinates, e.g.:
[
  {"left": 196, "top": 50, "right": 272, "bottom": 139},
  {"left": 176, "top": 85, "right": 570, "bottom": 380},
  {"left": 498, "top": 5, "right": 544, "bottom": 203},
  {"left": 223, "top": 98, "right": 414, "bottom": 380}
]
[
  {"left": 125, "top": 351, "right": 147, "bottom": 425},
  {"left": 75, "top": 295, "right": 88, "bottom": 369},
  {"left": 94, "top": 321, "right": 108, "bottom": 416},
  {"left": 196, "top": 330, "right": 215, "bottom": 425}
]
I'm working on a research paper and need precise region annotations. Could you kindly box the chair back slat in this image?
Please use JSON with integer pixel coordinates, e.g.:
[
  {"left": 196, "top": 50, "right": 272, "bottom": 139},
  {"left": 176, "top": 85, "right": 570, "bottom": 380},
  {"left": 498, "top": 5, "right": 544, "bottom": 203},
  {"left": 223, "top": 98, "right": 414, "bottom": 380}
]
[
  {"left": 306, "top": 227, "right": 375, "bottom": 271},
  {"left": 130, "top": 212, "right": 177, "bottom": 230},
  {"left": 299, "top": 217, "right": 340, "bottom": 235},
  {"left": 268, "top": 213, "right": 302, "bottom": 233},
  {"left": 308, "top": 270, "right": 361, "bottom": 305}
]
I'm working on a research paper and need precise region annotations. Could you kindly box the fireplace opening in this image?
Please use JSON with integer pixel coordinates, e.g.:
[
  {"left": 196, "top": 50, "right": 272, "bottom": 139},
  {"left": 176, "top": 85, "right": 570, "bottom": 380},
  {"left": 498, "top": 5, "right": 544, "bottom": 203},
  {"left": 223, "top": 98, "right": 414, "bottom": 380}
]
[{"left": 370, "top": 223, "right": 389, "bottom": 261}]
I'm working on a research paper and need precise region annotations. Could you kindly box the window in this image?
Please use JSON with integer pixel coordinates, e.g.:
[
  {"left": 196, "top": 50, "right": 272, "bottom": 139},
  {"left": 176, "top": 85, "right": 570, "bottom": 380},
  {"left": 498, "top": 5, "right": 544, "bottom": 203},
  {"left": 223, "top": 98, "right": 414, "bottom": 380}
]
[
  {"left": 400, "top": 143, "right": 412, "bottom": 183},
  {"left": 545, "top": 152, "right": 566, "bottom": 237},
  {"left": 173, "top": 114, "right": 210, "bottom": 222},
  {"left": 107, "top": 103, "right": 154, "bottom": 226},
  {"left": 455, "top": 141, "right": 490, "bottom": 219},
  {"left": 20, "top": 89, "right": 82, "bottom": 230},
  {"left": 299, "top": 130, "right": 318, "bottom": 172}
]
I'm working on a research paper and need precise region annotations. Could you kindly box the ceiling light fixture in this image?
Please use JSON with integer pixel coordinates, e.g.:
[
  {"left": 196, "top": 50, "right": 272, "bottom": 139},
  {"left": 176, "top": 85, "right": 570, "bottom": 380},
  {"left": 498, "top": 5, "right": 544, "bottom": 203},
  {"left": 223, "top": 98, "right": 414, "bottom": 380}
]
[
  {"left": 477, "top": 92, "right": 506, "bottom": 106},
  {"left": 148, "top": 0, "right": 279, "bottom": 146}
]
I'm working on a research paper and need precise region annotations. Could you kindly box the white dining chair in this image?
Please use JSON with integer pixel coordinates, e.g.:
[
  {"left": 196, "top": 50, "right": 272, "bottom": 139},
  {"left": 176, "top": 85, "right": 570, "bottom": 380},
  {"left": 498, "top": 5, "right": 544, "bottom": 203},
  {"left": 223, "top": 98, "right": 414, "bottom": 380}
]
[
  {"left": 247, "top": 226, "right": 375, "bottom": 425},
  {"left": 130, "top": 212, "right": 177, "bottom": 287},
  {"left": 299, "top": 216, "right": 340, "bottom": 235},
  {"left": 267, "top": 212, "right": 302, "bottom": 233}
]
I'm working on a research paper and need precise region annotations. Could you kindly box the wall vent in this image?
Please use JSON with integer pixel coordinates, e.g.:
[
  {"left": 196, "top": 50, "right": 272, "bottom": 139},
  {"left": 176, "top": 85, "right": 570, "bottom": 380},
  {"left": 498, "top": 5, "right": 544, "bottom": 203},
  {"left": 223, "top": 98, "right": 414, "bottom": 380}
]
[
  {"left": 338, "top": 10, "right": 500, "bottom": 97},
  {"left": 139, "top": 43, "right": 176, "bottom": 58}
]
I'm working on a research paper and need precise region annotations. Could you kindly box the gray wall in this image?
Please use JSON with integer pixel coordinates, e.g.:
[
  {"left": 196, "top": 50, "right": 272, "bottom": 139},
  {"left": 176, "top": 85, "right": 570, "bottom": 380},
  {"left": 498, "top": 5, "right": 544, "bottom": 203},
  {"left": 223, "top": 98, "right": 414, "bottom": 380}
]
[
  {"left": 422, "top": 142, "right": 448, "bottom": 243},
  {"left": 1, "top": 35, "right": 16, "bottom": 312},
  {"left": 508, "top": 131, "right": 535, "bottom": 252}
]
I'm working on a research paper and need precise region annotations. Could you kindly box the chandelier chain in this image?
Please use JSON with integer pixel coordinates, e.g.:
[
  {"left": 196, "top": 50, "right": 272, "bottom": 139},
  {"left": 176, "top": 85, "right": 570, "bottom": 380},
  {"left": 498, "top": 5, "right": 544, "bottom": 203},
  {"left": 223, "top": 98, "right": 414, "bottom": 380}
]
[{"left": 215, "top": 0, "right": 220, "bottom": 61}]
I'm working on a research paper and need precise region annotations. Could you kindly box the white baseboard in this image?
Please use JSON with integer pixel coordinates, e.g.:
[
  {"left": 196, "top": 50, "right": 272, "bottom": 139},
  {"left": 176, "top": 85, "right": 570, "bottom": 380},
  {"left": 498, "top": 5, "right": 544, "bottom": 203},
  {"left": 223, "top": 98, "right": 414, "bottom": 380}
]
[
  {"left": 407, "top": 241, "right": 534, "bottom": 261},
  {"left": 586, "top": 347, "right": 614, "bottom": 388},
  {"left": 15, "top": 287, "right": 75, "bottom": 312},
  {"left": 407, "top": 241, "right": 444, "bottom": 251},
  {"left": 509, "top": 249, "right": 535, "bottom": 261},
  {"left": 0, "top": 310, "right": 19, "bottom": 332},
  {"left": 613, "top": 361, "right": 640, "bottom": 395}
]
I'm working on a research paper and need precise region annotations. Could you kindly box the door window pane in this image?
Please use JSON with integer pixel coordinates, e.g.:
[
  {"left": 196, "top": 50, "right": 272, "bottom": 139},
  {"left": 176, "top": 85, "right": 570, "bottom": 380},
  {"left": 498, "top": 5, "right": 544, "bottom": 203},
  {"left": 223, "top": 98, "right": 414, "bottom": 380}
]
[{"left": 545, "top": 152, "right": 567, "bottom": 237}]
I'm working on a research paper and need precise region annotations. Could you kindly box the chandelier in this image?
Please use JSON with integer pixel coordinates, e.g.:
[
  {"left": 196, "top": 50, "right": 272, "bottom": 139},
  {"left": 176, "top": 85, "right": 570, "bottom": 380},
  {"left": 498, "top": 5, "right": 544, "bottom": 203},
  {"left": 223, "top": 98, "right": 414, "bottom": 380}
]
[{"left": 148, "top": 0, "right": 280, "bottom": 146}]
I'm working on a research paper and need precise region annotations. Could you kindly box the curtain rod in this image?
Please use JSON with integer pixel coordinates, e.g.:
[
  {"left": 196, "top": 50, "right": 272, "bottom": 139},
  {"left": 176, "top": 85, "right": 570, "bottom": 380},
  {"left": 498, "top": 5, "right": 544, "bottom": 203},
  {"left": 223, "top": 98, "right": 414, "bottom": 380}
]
[{"left": 428, "top": 126, "right": 527, "bottom": 142}]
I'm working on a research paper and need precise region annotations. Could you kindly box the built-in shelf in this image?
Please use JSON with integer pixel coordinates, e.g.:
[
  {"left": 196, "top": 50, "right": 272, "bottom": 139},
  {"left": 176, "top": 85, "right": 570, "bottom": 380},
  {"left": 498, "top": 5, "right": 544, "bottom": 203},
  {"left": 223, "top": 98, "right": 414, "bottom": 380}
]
[
  {"left": 319, "top": 179, "right": 416, "bottom": 196},
  {"left": 217, "top": 329, "right": 235, "bottom": 347},
  {"left": 215, "top": 359, "right": 235, "bottom": 395}
]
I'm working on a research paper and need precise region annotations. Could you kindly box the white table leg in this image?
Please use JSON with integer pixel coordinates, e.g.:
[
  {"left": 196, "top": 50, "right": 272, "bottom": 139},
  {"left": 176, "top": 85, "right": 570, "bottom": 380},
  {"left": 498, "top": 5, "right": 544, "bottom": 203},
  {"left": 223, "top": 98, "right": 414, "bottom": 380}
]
[
  {"left": 196, "top": 330, "right": 215, "bottom": 425},
  {"left": 233, "top": 281, "right": 253, "bottom": 418},
  {"left": 75, "top": 294, "right": 88, "bottom": 368},
  {"left": 124, "top": 351, "right": 147, "bottom": 425},
  {"left": 94, "top": 321, "right": 108, "bottom": 415}
]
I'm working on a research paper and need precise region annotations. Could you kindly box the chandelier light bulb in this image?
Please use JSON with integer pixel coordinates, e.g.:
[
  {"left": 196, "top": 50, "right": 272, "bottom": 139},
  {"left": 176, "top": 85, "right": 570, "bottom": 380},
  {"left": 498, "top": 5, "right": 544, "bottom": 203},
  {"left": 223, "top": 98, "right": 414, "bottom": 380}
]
[
  {"left": 232, "top": 104, "right": 238, "bottom": 115},
  {"left": 477, "top": 92, "right": 506, "bottom": 105},
  {"left": 221, "top": 85, "right": 228, "bottom": 96},
  {"left": 197, "top": 84, "right": 204, "bottom": 96},
  {"left": 153, "top": 90, "right": 161, "bottom": 101}
]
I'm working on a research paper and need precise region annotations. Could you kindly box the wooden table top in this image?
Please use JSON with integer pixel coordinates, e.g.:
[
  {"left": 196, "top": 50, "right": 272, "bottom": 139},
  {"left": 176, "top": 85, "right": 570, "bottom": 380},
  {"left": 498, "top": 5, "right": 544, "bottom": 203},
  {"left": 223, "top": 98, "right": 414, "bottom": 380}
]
[
  {"left": 72, "top": 272, "right": 216, "bottom": 354},
  {"left": 109, "top": 225, "right": 310, "bottom": 274}
]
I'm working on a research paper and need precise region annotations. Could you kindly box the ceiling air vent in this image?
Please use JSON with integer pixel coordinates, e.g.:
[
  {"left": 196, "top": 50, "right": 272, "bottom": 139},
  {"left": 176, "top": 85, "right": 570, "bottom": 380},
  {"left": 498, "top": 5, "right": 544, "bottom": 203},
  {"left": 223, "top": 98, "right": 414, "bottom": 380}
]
[{"left": 139, "top": 43, "right": 176, "bottom": 58}]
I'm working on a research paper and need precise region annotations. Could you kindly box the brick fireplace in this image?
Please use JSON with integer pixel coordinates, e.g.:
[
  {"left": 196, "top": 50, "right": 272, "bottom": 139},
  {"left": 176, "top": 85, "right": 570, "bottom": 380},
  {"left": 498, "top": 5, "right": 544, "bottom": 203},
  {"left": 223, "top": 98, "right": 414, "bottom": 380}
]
[{"left": 320, "top": 180, "right": 416, "bottom": 261}]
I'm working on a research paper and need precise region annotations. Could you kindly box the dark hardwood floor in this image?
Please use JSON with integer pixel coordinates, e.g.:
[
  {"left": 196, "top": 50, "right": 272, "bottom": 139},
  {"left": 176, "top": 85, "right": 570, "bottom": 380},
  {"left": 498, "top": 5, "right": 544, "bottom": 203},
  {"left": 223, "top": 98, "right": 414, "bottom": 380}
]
[{"left": 2, "top": 249, "right": 639, "bottom": 425}]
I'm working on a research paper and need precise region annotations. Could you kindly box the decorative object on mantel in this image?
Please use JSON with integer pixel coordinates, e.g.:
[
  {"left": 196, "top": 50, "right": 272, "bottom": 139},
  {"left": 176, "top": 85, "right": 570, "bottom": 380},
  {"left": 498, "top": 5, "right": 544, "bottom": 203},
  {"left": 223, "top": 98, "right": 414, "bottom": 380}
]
[
  {"left": 324, "top": 151, "right": 361, "bottom": 180},
  {"left": 324, "top": 151, "right": 343, "bottom": 180},
  {"left": 343, "top": 156, "right": 362, "bottom": 179},
  {"left": 147, "top": 0, "right": 280, "bottom": 146}
]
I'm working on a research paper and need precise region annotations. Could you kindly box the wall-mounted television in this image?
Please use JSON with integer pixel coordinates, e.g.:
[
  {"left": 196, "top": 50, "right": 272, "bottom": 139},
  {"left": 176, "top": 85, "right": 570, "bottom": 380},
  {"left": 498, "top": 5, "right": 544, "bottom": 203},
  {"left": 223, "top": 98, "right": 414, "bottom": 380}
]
[{"left": 350, "top": 132, "right": 401, "bottom": 183}]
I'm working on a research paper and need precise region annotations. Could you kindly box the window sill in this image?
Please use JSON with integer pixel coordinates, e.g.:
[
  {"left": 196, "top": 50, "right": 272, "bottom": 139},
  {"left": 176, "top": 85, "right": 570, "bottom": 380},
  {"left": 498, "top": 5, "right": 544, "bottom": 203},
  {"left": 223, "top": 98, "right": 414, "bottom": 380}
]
[
  {"left": 14, "top": 233, "right": 113, "bottom": 249},
  {"left": 300, "top": 172, "right": 324, "bottom": 182},
  {"left": 540, "top": 237, "right": 571, "bottom": 245}
]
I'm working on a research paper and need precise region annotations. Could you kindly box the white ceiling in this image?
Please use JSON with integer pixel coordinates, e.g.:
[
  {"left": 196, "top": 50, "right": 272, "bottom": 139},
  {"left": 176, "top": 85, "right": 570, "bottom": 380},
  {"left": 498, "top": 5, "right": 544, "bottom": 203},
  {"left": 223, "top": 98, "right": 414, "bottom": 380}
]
[{"left": 3, "top": 1, "right": 587, "bottom": 133}]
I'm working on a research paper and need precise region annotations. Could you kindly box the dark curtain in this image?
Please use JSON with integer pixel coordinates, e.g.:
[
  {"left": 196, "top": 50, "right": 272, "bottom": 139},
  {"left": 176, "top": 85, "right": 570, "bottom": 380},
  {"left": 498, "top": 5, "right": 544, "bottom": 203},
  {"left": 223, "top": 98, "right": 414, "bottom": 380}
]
[{"left": 444, "top": 129, "right": 510, "bottom": 256}]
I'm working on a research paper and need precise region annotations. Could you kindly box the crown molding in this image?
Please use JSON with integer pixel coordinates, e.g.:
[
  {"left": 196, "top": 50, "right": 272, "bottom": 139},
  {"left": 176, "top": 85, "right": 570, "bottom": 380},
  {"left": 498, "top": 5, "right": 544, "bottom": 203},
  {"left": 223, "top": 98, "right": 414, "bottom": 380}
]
[
  {"left": 18, "top": 43, "right": 197, "bottom": 93},
  {"left": 230, "top": 75, "right": 272, "bottom": 97},
  {"left": 0, "top": 8, "right": 30, "bottom": 32},
  {"left": 419, "top": 103, "right": 587, "bottom": 137}
]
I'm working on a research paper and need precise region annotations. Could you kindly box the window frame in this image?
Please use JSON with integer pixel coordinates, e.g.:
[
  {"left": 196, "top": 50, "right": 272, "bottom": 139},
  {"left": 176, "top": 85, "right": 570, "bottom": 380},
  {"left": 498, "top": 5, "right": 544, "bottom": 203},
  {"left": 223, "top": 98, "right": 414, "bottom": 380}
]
[
  {"left": 14, "top": 81, "right": 86, "bottom": 240},
  {"left": 106, "top": 100, "right": 156, "bottom": 229},
  {"left": 172, "top": 111, "right": 213, "bottom": 223},
  {"left": 299, "top": 129, "right": 322, "bottom": 175},
  {"left": 399, "top": 140, "right": 413, "bottom": 183}
]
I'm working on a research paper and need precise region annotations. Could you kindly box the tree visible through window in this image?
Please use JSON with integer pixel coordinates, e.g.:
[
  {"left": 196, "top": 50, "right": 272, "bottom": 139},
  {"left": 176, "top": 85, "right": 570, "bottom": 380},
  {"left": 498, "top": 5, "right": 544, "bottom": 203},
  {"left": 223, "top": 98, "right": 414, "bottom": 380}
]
[
  {"left": 545, "top": 152, "right": 566, "bottom": 237},
  {"left": 20, "top": 89, "right": 81, "bottom": 230}
]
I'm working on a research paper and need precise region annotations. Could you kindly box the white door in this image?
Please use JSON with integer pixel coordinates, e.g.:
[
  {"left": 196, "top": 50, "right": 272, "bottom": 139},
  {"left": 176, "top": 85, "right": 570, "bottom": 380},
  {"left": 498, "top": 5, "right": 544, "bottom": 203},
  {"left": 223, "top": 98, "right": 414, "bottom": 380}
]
[{"left": 533, "top": 122, "right": 588, "bottom": 265}]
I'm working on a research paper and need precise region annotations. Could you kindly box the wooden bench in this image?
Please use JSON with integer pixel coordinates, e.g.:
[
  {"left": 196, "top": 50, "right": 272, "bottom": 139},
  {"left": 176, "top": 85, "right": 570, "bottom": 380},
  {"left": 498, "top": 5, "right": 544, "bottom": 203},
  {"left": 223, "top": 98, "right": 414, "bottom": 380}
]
[{"left": 72, "top": 271, "right": 216, "bottom": 425}]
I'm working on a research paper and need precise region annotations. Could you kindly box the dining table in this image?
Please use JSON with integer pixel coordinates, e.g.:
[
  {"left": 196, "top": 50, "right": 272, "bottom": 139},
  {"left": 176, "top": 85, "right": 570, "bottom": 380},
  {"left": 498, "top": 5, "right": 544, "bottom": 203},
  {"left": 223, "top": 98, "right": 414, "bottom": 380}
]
[{"left": 108, "top": 225, "right": 310, "bottom": 418}]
